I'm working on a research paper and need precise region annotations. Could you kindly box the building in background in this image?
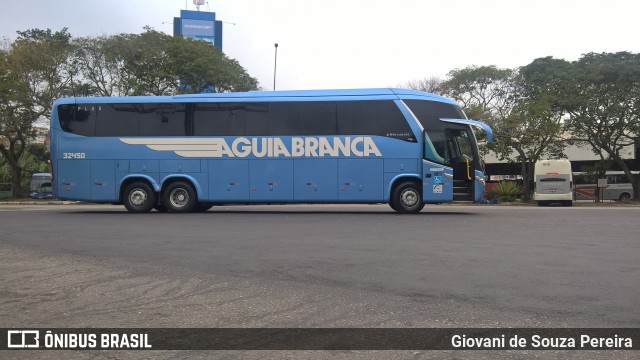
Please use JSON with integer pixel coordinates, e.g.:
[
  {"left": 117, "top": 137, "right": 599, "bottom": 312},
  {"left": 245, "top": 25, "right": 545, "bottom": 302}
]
[{"left": 483, "top": 142, "right": 639, "bottom": 178}]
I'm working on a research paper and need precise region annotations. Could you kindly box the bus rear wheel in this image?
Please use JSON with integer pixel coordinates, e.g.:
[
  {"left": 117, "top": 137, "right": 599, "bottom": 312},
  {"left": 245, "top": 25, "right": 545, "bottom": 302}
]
[
  {"left": 163, "top": 181, "right": 197, "bottom": 213},
  {"left": 619, "top": 192, "right": 631, "bottom": 202},
  {"left": 391, "top": 181, "right": 424, "bottom": 214},
  {"left": 123, "top": 182, "right": 156, "bottom": 213}
]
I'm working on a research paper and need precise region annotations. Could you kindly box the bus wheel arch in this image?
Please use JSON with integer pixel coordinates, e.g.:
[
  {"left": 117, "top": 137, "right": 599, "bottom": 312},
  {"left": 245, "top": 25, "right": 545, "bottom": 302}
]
[
  {"left": 121, "top": 179, "right": 157, "bottom": 213},
  {"left": 390, "top": 178, "right": 424, "bottom": 214},
  {"left": 162, "top": 179, "right": 198, "bottom": 213},
  {"left": 619, "top": 192, "right": 632, "bottom": 202}
]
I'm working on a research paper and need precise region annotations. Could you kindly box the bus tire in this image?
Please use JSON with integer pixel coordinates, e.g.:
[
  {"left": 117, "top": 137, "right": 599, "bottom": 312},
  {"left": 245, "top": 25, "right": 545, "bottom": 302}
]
[
  {"left": 123, "top": 182, "right": 156, "bottom": 213},
  {"left": 619, "top": 192, "right": 631, "bottom": 202},
  {"left": 163, "top": 181, "right": 197, "bottom": 213},
  {"left": 391, "top": 181, "right": 424, "bottom": 214}
]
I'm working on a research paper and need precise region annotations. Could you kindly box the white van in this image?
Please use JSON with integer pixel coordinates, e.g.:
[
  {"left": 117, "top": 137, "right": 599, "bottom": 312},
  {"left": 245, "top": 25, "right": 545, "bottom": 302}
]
[{"left": 534, "top": 160, "right": 573, "bottom": 206}]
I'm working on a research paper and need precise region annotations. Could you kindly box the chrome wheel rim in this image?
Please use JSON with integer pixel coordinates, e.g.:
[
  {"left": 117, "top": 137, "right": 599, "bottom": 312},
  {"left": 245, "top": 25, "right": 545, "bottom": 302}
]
[
  {"left": 169, "top": 188, "right": 189, "bottom": 208},
  {"left": 129, "top": 189, "right": 148, "bottom": 206},
  {"left": 400, "top": 188, "right": 419, "bottom": 208}
]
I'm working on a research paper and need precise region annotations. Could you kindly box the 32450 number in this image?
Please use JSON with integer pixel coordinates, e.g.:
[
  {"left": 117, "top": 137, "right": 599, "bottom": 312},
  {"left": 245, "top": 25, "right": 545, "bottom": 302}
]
[{"left": 63, "top": 152, "right": 86, "bottom": 159}]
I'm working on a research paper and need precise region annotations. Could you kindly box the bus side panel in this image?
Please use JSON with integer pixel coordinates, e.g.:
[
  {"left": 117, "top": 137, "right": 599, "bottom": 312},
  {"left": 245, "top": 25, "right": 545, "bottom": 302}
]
[
  {"left": 57, "top": 160, "right": 91, "bottom": 201},
  {"left": 422, "top": 163, "right": 453, "bottom": 203},
  {"left": 338, "top": 159, "right": 383, "bottom": 201},
  {"left": 249, "top": 160, "right": 294, "bottom": 201},
  {"left": 209, "top": 160, "right": 249, "bottom": 201},
  {"left": 117, "top": 160, "right": 129, "bottom": 173},
  {"left": 293, "top": 159, "right": 338, "bottom": 201},
  {"left": 129, "top": 160, "right": 160, "bottom": 185},
  {"left": 159, "top": 160, "right": 201, "bottom": 173},
  {"left": 91, "top": 160, "right": 116, "bottom": 201},
  {"left": 603, "top": 184, "right": 633, "bottom": 200},
  {"left": 383, "top": 158, "right": 421, "bottom": 202}
]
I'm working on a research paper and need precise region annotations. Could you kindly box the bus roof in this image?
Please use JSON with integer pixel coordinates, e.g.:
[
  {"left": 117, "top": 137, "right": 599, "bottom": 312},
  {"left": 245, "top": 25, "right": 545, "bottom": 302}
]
[{"left": 52, "top": 88, "right": 458, "bottom": 106}]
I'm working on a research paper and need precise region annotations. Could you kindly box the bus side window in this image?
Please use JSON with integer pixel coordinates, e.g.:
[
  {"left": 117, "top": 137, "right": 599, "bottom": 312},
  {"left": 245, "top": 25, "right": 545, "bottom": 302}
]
[
  {"left": 297, "top": 102, "right": 337, "bottom": 136},
  {"left": 337, "top": 101, "right": 414, "bottom": 141},
  {"left": 193, "top": 102, "right": 246, "bottom": 136},
  {"left": 59, "top": 104, "right": 96, "bottom": 136},
  {"left": 244, "top": 103, "right": 270, "bottom": 136},
  {"left": 140, "top": 103, "right": 187, "bottom": 136}
]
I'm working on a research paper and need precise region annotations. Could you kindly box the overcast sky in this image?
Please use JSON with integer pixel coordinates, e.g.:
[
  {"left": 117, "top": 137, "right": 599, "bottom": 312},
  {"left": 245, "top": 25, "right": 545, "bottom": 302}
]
[{"left": 1, "top": 0, "right": 639, "bottom": 91}]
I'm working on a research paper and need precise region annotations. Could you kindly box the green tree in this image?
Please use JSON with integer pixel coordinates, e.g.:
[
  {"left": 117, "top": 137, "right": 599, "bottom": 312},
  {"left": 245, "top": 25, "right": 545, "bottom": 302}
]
[
  {"left": 564, "top": 52, "right": 640, "bottom": 198},
  {"left": 73, "top": 28, "right": 259, "bottom": 96},
  {"left": 72, "top": 34, "right": 136, "bottom": 96},
  {"left": 440, "top": 65, "right": 516, "bottom": 122},
  {"left": 165, "top": 32, "right": 259, "bottom": 93},
  {"left": 0, "top": 46, "right": 35, "bottom": 198},
  {"left": 12, "top": 28, "right": 76, "bottom": 118},
  {"left": 0, "top": 28, "right": 74, "bottom": 198}
]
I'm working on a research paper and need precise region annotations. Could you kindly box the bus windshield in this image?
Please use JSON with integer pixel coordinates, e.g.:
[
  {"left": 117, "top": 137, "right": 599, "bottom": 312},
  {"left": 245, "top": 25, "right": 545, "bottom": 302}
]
[{"left": 29, "top": 174, "right": 53, "bottom": 199}]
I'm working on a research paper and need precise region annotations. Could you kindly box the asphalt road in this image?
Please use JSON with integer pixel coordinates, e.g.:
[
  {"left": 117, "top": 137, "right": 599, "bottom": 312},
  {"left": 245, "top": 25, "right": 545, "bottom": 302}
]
[{"left": 1, "top": 203, "right": 639, "bottom": 359}]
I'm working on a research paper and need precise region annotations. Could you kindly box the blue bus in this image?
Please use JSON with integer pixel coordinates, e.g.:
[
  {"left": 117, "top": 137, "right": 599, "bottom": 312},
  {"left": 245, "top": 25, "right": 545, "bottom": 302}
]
[
  {"left": 50, "top": 88, "right": 493, "bottom": 213},
  {"left": 29, "top": 173, "right": 54, "bottom": 199}
]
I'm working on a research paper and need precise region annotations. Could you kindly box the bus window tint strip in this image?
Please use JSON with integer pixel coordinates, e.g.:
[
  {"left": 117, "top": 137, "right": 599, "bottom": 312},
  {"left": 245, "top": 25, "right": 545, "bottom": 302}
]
[{"left": 58, "top": 101, "right": 416, "bottom": 140}]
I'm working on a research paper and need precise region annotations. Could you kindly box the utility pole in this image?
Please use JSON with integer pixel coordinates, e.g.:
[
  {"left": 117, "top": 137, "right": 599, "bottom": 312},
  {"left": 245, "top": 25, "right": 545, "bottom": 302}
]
[{"left": 273, "top": 43, "right": 279, "bottom": 91}]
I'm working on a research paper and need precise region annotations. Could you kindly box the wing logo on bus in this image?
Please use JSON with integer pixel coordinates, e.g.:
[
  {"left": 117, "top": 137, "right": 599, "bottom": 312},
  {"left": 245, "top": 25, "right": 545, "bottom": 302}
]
[{"left": 119, "top": 137, "right": 382, "bottom": 158}]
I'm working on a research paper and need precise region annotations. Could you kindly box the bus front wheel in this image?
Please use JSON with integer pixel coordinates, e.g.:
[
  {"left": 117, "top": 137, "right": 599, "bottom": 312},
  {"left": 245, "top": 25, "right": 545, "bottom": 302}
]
[
  {"left": 391, "top": 182, "right": 424, "bottom": 214},
  {"left": 123, "top": 182, "right": 156, "bottom": 213},
  {"left": 163, "top": 181, "right": 197, "bottom": 213}
]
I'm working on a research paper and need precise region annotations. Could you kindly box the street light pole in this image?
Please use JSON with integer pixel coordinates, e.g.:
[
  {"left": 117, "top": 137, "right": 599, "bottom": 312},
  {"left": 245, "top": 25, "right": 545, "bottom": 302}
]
[{"left": 273, "top": 43, "right": 278, "bottom": 91}]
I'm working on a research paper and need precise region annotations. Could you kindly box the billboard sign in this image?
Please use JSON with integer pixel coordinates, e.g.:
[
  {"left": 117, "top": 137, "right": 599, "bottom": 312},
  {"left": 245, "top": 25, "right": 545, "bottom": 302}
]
[{"left": 181, "top": 19, "right": 215, "bottom": 44}]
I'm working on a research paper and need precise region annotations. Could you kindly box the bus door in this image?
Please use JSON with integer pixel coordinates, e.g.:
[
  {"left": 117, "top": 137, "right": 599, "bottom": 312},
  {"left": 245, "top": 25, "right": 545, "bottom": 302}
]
[
  {"left": 422, "top": 130, "right": 453, "bottom": 203},
  {"left": 422, "top": 127, "right": 479, "bottom": 203},
  {"left": 447, "top": 128, "right": 477, "bottom": 202},
  {"left": 440, "top": 118, "right": 493, "bottom": 202}
]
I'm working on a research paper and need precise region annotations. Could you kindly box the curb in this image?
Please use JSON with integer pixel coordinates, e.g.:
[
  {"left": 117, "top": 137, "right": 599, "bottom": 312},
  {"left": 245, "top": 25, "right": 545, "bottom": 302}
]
[{"left": 0, "top": 201, "right": 81, "bottom": 205}]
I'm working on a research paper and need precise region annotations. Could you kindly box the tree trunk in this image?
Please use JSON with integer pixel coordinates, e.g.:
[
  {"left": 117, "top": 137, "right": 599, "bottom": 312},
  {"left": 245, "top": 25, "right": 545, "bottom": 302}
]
[
  {"left": 10, "top": 165, "right": 23, "bottom": 199},
  {"left": 0, "top": 139, "right": 26, "bottom": 199},
  {"left": 521, "top": 161, "right": 530, "bottom": 200}
]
